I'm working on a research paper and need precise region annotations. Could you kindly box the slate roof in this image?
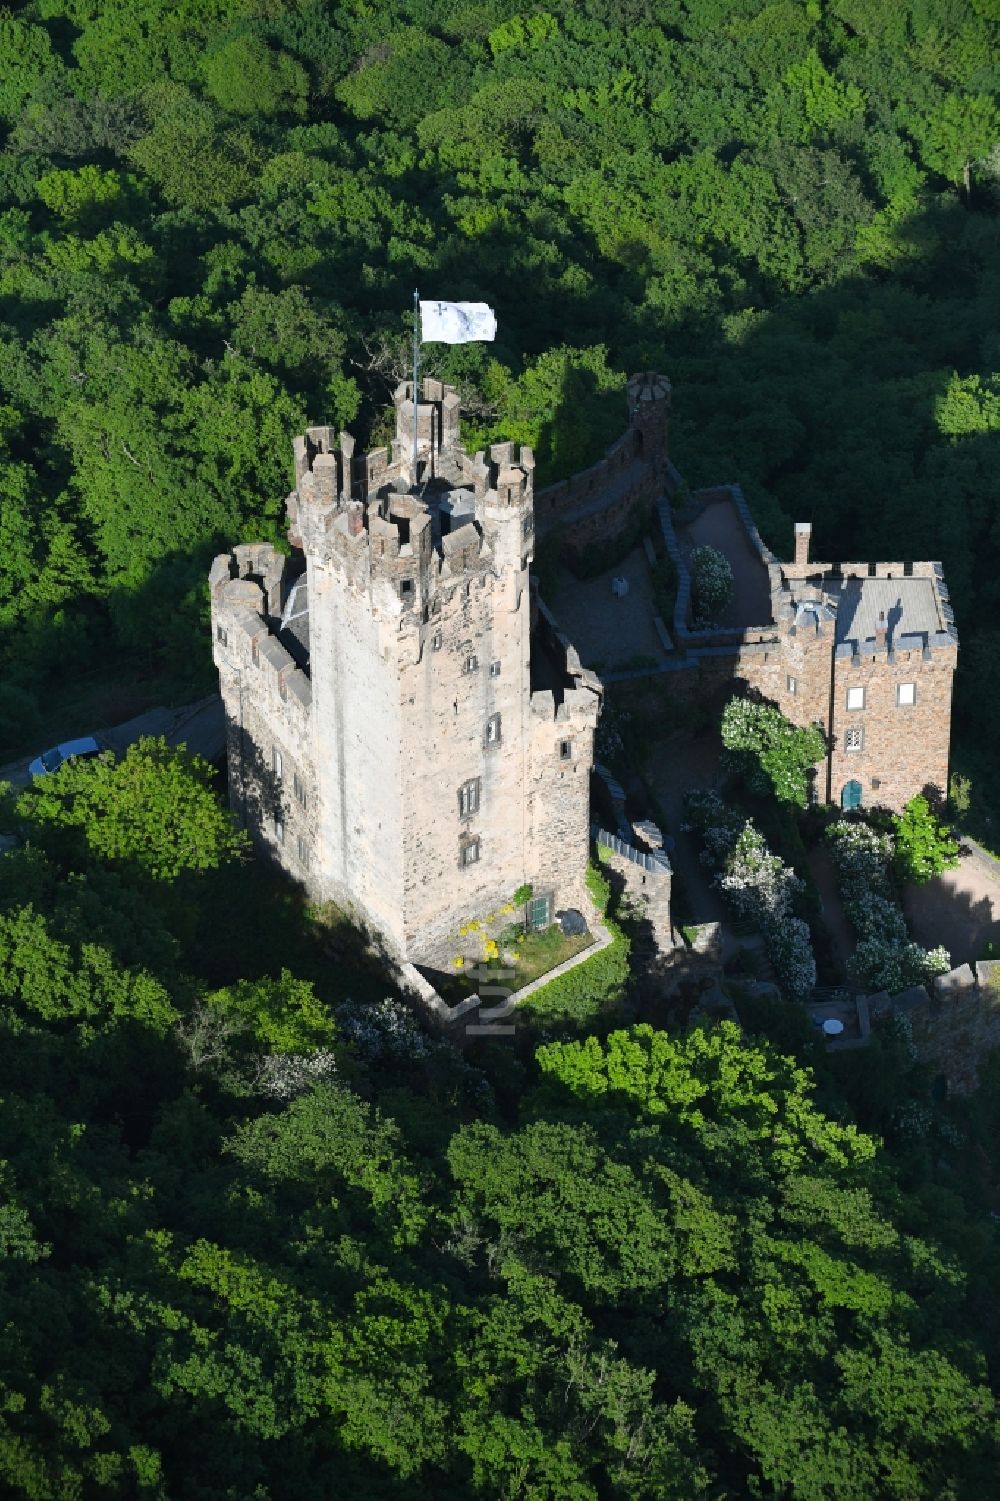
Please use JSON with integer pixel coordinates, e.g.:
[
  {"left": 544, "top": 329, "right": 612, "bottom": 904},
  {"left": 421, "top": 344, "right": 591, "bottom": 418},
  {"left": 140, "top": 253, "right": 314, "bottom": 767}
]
[{"left": 834, "top": 577, "right": 941, "bottom": 650}]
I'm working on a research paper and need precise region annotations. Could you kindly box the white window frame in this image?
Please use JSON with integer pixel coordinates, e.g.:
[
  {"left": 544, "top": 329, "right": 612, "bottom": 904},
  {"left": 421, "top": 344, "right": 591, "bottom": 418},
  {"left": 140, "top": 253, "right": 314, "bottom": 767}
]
[
  {"left": 786, "top": 674, "right": 797, "bottom": 696},
  {"left": 897, "top": 681, "right": 916, "bottom": 706},
  {"left": 846, "top": 685, "right": 865, "bottom": 711},
  {"left": 845, "top": 726, "right": 864, "bottom": 753}
]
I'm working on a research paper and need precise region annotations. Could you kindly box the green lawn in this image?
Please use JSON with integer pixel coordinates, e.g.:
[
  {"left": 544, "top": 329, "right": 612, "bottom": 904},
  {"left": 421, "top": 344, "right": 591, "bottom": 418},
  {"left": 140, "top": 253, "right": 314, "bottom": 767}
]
[{"left": 426, "top": 923, "right": 594, "bottom": 1004}]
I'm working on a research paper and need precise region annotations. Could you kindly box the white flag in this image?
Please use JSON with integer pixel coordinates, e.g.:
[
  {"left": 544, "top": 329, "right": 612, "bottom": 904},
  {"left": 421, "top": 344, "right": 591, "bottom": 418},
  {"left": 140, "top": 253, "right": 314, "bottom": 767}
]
[{"left": 420, "top": 299, "right": 496, "bottom": 344}]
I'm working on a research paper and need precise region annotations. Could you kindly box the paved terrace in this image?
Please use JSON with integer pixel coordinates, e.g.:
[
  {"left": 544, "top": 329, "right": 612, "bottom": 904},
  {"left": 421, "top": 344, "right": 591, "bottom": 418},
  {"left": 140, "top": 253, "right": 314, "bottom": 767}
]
[
  {"left": 545, "top": 547, "right": 668, "bottom": 673},
  {"left": 679, "top": 491, "right": 772, "bottom": 628}
]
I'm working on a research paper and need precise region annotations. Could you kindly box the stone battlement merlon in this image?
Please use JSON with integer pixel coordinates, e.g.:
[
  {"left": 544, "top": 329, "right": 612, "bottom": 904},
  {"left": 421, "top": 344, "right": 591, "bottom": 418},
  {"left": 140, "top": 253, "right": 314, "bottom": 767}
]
[{"left": 210, "top": 548, "right": 313, "bottom": 715}]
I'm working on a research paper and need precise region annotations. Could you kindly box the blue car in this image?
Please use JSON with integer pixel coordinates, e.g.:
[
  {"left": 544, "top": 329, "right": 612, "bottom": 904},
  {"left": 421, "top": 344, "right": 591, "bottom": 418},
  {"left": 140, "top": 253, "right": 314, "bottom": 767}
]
[{"left": 28, "top": 736, "right": 103, "bottom": 778}]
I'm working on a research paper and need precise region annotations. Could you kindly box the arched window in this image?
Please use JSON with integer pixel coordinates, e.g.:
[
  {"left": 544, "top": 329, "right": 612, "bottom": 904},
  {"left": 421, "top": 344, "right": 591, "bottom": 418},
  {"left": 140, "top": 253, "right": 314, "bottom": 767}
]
[{"left": 841, "top": 779, "right": 863, "bottom": 810}]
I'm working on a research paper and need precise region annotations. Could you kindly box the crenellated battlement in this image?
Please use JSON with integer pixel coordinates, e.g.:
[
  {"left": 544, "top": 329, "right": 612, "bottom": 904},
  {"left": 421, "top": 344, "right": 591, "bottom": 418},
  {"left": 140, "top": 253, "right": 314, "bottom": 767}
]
[
  {"left": 285, "top": 387, "right": 535, "bottom": 626},
  {"left": 209, "top": 545, "right": 312, "bottom": 717}
]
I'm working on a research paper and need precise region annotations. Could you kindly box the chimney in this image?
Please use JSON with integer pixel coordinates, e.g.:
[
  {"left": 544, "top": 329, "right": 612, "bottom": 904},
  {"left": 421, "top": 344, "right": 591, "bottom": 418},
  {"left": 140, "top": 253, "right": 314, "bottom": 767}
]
[
  {"left": 794, "top": 522, "right": 812, "bottom": 566},
  {"left": 875, "top": 610, "right": 887, "bottom": 650}
]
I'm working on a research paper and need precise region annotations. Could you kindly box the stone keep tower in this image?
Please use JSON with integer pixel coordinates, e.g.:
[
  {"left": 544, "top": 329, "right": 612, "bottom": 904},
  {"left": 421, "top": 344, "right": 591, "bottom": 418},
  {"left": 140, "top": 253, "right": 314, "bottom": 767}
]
[{"left": 210, "top": 380, "right": 601, "bottom": 961}]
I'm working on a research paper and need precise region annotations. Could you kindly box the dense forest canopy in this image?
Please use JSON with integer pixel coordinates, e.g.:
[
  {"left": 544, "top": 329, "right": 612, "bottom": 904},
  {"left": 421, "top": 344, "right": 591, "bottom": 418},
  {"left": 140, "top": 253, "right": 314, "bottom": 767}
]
[
  {"left": 1, "top": 741, "right": 1000, "bottom": 1497},
  {"left": 0, "top": 0, "right": 997, "bottom": 810},
  {"left": 2, "top": 5, "right": 1000, "bottom": 1494}
]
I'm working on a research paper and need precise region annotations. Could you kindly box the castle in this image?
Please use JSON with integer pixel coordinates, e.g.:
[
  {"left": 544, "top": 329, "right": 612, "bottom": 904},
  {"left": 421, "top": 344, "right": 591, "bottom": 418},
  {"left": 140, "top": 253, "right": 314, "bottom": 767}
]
[
  {"left": 209, "top": 378, "right": 603, "bottom": 961},
  {"left": 741, "top": 524, "right": 957, "bottom": 810},
  {"left": 209, "top": 366, "right": 955, "bottom": 972}
]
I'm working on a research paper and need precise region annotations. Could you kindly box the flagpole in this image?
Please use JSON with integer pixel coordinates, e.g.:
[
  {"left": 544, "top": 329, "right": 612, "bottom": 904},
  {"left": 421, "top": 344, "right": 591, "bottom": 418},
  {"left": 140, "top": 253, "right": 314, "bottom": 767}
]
[{"left": 412, "top": 288, "right": 419, "bottom": 480}]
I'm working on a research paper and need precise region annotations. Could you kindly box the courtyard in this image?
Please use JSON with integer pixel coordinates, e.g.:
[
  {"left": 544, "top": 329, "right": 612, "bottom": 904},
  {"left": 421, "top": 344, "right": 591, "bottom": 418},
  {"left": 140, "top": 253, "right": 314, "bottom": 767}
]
[{"left": 544, "top": 545, "right": 669, "bottom": 674}]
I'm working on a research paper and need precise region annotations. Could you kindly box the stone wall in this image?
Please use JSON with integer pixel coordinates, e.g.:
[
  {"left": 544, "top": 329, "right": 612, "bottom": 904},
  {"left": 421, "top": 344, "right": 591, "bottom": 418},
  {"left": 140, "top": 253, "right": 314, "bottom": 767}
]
[
  {"left": 828, "top": 640, "right": 955, "bottom": 809},
  {"left": 868, "top": 962, "right": 1000, "bottom": 1094},
  {"left": 210, "top": 548, "right": 317, "bottom": 879},
  {"left": 593, "top": 826, "right": 673, "bottom": 951},
  {"left": 534, "top": 372, "right": 670, "bottom": 556}
]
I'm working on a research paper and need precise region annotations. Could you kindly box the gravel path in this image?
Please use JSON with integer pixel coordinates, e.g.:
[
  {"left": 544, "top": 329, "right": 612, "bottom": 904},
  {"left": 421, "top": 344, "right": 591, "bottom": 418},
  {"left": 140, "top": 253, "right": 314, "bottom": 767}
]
[{"left": 904, "top": 852, "right": 1000, "bottom": 967}]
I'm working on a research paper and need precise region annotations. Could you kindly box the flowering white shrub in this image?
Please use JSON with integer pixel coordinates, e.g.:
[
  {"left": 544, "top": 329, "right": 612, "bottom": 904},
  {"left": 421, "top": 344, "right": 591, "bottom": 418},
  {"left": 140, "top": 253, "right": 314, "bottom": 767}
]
[
  {"left": 765, "top": 914, "right": 816, "bottom": 1002},
  {"left": 335, "top": 996, "right": 434, "bottom": 1060},
  {"left": 720, "top": 696, "right": 826, "bottom": 807},
  {"left": 255, "top": 1049, "right": 338, "bottom": 1101},
  {"left": 717, "top": 824, "right": 804, "bottom": 921},
  {"left": 690, "top": 545, "right": 733, "bottom": 621},
  {"left": 827, "top": 819, "right": 952, "bottom": 992},
  {"left": 682, "top": 789, "right": 816, "bottom": 1001}
]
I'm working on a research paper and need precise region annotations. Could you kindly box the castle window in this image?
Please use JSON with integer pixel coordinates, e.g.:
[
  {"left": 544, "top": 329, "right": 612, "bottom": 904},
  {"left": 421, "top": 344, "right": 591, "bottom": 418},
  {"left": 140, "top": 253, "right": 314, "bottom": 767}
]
[
  {"left": 293, "top": 772, "right": 306, "bottom": 807},
  {"left": 897, "top": 681, "right": 916, "bottom": 706},
  {"left": 522, "top": 513, "right": 532, "bottom": 538},
  {"left": 297, "top": 835, "right": 309, "bottom": 868},
  {"left": 490, "top": 660, "right": 501, "bottom": 678},
  {"left": 786, "top": 674, "right": 797, "bottom": 695},
  {"left": 846, "top": 686, "right": 865, "bottom": 711},
  {"left": 251, "top": 640, "right": 260, "bottom": 667},
  {"left": 273, "top": 747, "right": 283, "bottom": 781},
  {"left": 460, "top": 836, "right": 480, "bottom": 867},
  {"left": 485, "top": 714, "right": 501, "bottom": 746},
  {"left": 432, "top": 631, "right": 442, "bottom": 651},
  {"left": 559, "top": 739, "right": 573, "bottom": 761},
  {"left": 845, "top": 726, "right": 864, "bottom": 753},
  {"left": 216, "top": 625, "right": 227, "bottom": 646},
  {"left": 400, "top": 578, "right": 414, "bottom": 603},
  {"left": 274, "top": 814, "right": 284, "bottom": 844},
  {"left": 465, "top": 654, "right": 479, "bottom": 674},
  {"left": 458, "top": 778, "right": 481, "bottom": 817}
]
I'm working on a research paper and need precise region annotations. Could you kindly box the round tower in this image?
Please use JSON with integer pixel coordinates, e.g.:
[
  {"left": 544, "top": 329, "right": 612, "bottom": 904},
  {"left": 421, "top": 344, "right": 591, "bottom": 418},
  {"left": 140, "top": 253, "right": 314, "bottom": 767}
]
[{"left": 626, "top": 371, "right": 671, "bottom": 471}]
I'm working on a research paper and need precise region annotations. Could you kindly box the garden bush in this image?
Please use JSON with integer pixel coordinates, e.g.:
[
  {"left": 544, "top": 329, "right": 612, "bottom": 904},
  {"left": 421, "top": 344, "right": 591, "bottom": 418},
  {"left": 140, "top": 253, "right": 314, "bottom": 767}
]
[
  {"left": 689, "top": 545, "right": 733, "bottom": 622},
  {"left": 721, "top": 696, "right": 827, "bottom": 808},
  {"left": 826, "top": 820, "right": 950, "bottom": 991},
  {"left": 683, "top": 789, "right": 816, "bottom": 1001}
]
